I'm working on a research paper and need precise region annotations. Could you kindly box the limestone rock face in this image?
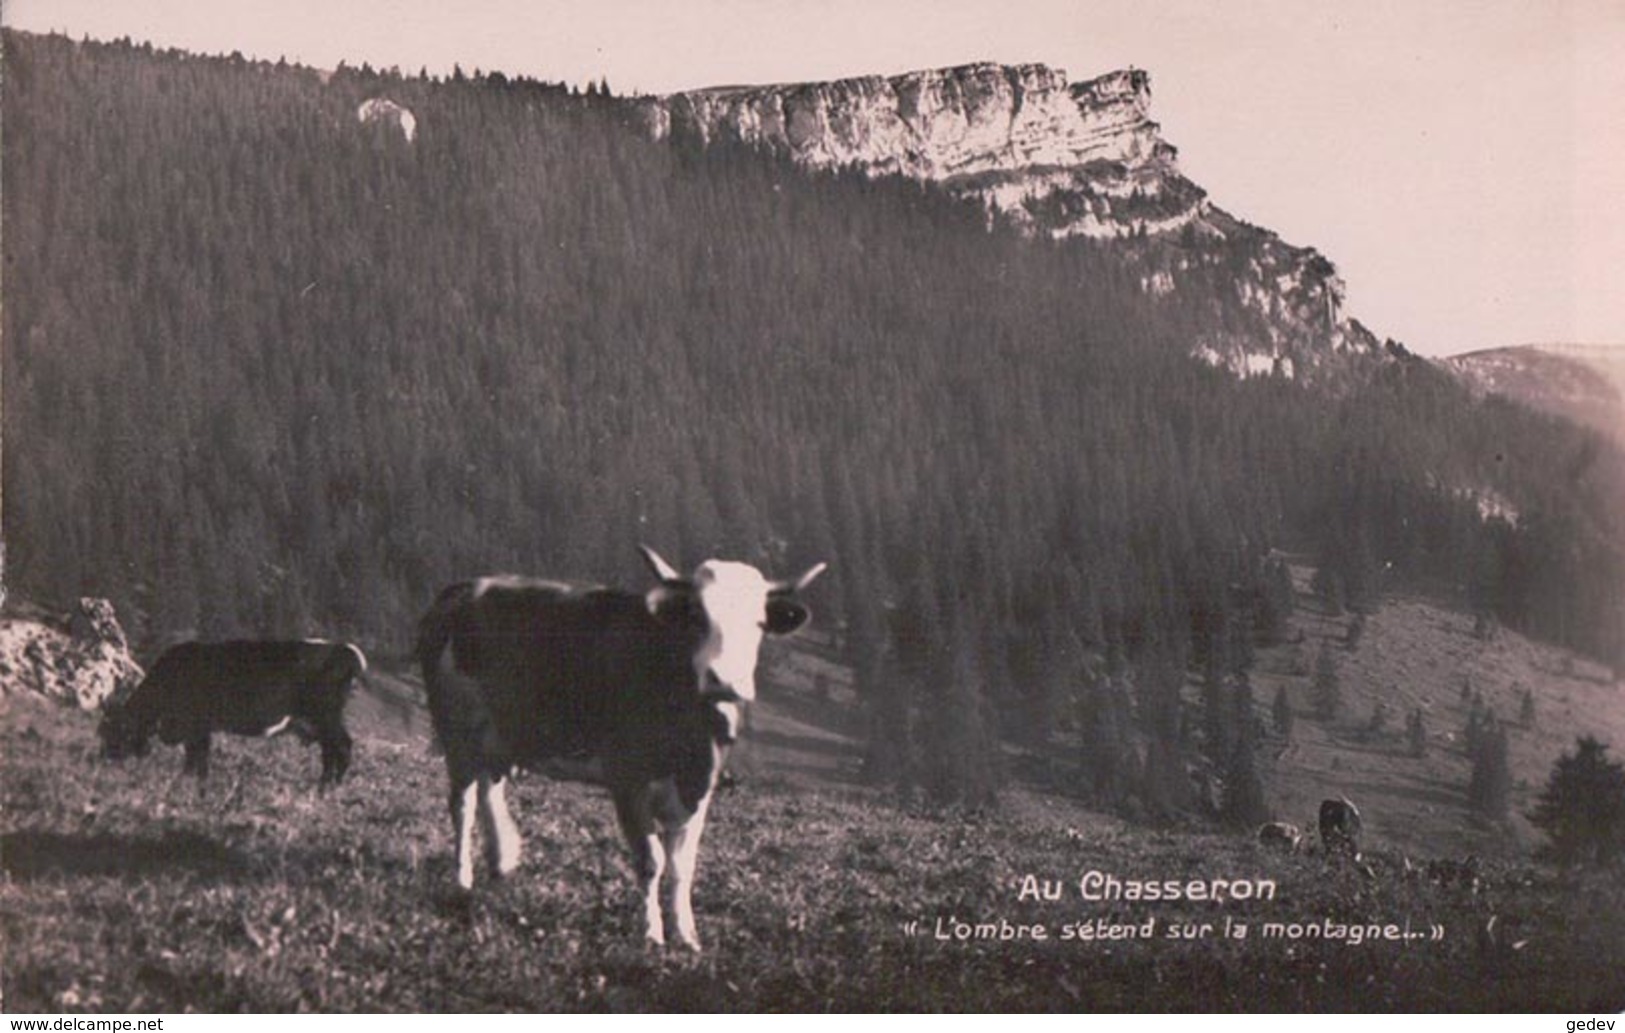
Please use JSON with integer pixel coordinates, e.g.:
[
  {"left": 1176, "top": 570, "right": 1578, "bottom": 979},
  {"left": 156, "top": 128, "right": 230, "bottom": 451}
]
[
  {"left": 640, "top": 64, "right": 1187, "bottom": 240},
  {"left": 0, "top": 598, "right": 144, "bottom": 710},
  {"left": 635, "top": 62, "right": 1381, "bottom": 378}
]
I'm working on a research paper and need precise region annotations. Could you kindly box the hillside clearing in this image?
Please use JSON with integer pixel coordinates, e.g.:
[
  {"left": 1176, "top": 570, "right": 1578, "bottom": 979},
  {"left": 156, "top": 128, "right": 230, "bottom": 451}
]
[{"left": 1251, "top": 570, "right": 1625, "bottom": 861}]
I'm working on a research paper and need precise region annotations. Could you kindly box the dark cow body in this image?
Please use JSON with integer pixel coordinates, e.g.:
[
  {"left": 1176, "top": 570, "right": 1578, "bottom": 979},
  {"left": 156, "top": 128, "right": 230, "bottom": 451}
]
[
  {"left": 417, "top": 547, "right": 824, "bottom": 951},
  {"left": 422, "top": 579, "right": 726, "bottom": 805},
  {"left": 1319, "top": 796, "right": 1364, "bottom": 858},
  {"left": 99, "top": 640, "right": 364, "bottom": 788}
]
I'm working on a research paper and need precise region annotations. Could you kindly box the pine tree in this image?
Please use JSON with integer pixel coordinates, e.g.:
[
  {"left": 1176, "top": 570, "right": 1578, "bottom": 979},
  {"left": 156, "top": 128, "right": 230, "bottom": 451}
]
[
  {"left": 1464, "top": 702, "right": 1493, "bottom": 757},
  {"left": 1202, "top": 659, "right": 1234, "bottom": 763},
  {"left": 1272, "top": 684, "right": 1294, "bottom": 740},
  {"left": 1528, "top": 736, "right": 1625, "bottom": 865},
  {"left": 860, "top": 653, "right": 911, "bottom": 789},
  {"left": 1078, "top": 674, "right": 1133, "bottom": 809},
  {"left": 1365, "top": 698, "right": 1390, "bottom": 741},
  {"left": 1220, "top": 676, "right": 1268, "bottom": 827},
  {"left": 1344, "top": 612, "right": 1366, "bottom": 651},
  {"left": 1136, "top": 645, "right": 1190, "bottom": 819},
  {"left": 1313, "top": 641, "right": 1341, "bottom": 720},
  {"left": 1467, "top": 718, "right": 1512, "bottom": 821},
  {"left": 1256, "top": 557, "right": 1295, "bottom": 645},
  {"left": 915, "top": 607, "right": 999, "bottom": 807},
  {"left": 1406, "top": 707, "right": 1427, "bottom": 757},
  {"left": 1311, "top": 566, "right": 1345, "bottom": 617}
]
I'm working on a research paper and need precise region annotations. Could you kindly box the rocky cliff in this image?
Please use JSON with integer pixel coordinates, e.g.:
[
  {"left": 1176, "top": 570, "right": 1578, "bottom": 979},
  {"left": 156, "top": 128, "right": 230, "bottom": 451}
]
[
  {"left": 635, "top": 62, "right": 1380, "bottom": 377},
  {"left": 642, "top": 65, "right": 1183, "bottom": 239}
]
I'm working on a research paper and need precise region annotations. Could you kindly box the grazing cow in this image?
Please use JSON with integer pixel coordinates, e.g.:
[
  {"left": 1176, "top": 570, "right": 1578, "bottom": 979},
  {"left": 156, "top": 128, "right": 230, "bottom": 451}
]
[
  {"left": 99, "top": 640, "right": 365, "bottom": 789},
  {"left": 1257, "top": 821, "right": 1303, "bottom": 852},
  {"left": 1319, "top": 796, "right": 1364, "bottom": 858},
  {"left": 416, "top": 545, "right": 825, "bottom": 951}
]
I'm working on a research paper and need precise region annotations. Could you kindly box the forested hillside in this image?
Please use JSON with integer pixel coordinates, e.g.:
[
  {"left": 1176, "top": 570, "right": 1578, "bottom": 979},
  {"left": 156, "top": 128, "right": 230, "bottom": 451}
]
[{"left": 4, "top": 31, "right": 1622, "bottom": 807}]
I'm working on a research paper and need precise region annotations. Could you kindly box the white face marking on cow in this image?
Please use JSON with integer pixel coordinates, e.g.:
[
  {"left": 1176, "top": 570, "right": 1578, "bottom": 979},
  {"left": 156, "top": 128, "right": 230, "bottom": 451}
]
[{"left": 691, "top": 561, "right": 775, "bottom": 702}]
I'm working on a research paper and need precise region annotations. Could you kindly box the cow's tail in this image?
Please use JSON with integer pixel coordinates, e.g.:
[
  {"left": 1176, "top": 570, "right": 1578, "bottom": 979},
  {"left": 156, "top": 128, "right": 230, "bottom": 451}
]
[
  {"left": 416, "top": 581, "right": 476, "bottom": 680},
  {"left": 416, "top": 582, "right": 479, "bottom": 756},
  {"left": 311, "top": 641, "right": 369, "bottom": 693},
  {"left": 340, "top": 642, "right": 368, "bottom": 693}
]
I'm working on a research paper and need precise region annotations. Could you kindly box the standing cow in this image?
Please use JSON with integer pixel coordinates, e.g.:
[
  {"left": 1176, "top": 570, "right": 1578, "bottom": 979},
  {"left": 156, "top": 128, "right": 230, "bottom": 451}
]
[
  {"left": 1319, "top": 796, "right": 1364, "bottom": 858},
  {"left": 416, "top": 545, "right": 825, "bottom": 951},
  {"left": 99, "top": 639, "right": 365, "bottom": 789}
]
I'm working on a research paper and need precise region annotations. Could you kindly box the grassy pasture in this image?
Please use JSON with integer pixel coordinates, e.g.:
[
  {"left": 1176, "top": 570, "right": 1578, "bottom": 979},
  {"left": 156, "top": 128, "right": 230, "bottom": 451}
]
[{"left": 3, "top": 682, "right": 1622, "bottom": 1013}]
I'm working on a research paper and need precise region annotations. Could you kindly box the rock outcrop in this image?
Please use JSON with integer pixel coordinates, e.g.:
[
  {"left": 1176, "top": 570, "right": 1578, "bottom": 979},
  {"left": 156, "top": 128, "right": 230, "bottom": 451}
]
[
  {"left": 641, "top": 65, "right": 1190, "bottom": 240},
  {"left": 358, "top": 97, "right": 417, "bottom": 143},
  {"left": 0, "top": 598, "right": 144, "bottom": 710},
  {"left": 634, "top": 62, "right": 1382, "bottom": 378},
  {"left": 640, "top": 64, "right": 1186, "bottom": 240}
]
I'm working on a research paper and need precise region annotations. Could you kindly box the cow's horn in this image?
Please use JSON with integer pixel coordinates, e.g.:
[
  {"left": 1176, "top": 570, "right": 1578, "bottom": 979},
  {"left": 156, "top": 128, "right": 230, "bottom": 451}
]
[
  {"left": 639, "top": 544, "right": 683, "bottom": 583},
  {"left": 773, "top": 561, "right": 828, "bottom": 595}
]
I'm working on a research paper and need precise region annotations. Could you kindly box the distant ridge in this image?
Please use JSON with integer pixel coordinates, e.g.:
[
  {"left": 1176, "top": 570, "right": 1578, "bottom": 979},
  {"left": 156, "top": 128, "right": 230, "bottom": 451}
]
[{"left": 1446, "top": 344, "right": 1625, "bottom": 442}]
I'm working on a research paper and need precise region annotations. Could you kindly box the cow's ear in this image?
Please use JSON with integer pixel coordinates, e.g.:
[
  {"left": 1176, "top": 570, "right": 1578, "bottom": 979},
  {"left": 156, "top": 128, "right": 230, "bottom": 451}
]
[
  {"left": 763, "top": 597, "right": 809, "bottom": 636},
  {"left": 647, "top": 584, "right": 704, "bottom": 627}
]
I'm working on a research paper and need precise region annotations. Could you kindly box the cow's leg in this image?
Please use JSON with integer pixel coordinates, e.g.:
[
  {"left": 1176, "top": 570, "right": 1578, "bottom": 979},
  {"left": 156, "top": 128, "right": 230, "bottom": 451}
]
[
  {"left": 449, "top": 778, "right": 480, "bottom": 890},
  {"left": 318, "top": 729, "right": 353, "bottom": 790},
  {"left": 663, "top": 792, "right": 714, "bottom": 952},
  {"left": 477, "top": 774, "right": 522, "bottom": 878},
  {"left": 613, "top": 788, "right": 667, "bottom": 946}
]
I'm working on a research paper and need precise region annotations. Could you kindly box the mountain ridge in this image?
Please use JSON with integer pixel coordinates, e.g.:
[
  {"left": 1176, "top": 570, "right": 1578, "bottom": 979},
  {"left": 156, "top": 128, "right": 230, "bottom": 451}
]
[
  {"left": 1446, "top": 343, "right": 1625, "bottom": 443},
  {"left": 634, "top": 60, "right": 1381, "bottom": 380}
]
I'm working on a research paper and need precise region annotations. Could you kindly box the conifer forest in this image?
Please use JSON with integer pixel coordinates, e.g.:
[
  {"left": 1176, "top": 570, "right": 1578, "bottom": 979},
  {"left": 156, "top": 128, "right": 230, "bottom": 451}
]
[{"left": 5, "top": 32, "right": 1624, "bottom": 805}]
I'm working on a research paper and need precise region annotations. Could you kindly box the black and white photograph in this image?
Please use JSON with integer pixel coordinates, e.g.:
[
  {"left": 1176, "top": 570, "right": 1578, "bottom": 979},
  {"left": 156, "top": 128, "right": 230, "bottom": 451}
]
[{"left": 2, "top": 0, "right": 1623, "bottom": 1014}]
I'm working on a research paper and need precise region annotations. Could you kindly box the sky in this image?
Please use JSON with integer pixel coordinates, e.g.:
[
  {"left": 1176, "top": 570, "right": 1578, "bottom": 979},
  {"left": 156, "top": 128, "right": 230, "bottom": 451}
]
[{"left": 5, "top": 0, "right": 1622, "bottom": 358}]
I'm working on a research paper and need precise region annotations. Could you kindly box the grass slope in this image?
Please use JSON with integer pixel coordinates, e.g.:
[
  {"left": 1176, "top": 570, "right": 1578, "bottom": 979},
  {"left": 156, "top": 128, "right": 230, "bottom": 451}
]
[
  {"left": 1253, "top": 568, "right": 1625, "bottom": 861},
  {"left": 4, "top": 584, "right": 1623, "bottom": 1011}
]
